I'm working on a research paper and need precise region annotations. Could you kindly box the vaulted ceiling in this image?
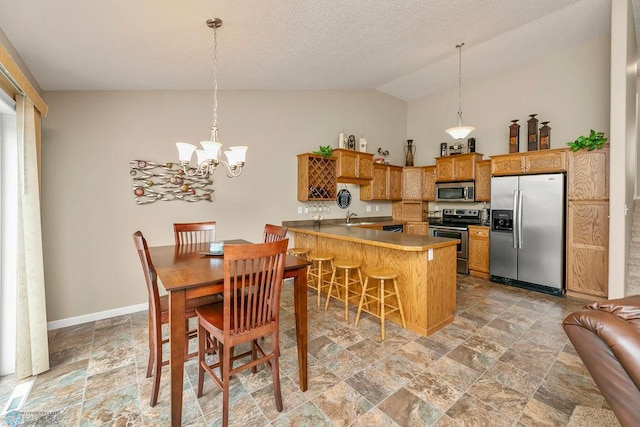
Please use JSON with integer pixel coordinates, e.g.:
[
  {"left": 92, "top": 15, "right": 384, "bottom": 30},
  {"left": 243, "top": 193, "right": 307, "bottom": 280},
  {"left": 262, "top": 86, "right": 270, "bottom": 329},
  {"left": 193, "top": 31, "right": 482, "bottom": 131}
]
[{"left": 0, "top": 0, "right": 619, "bottom": 101}]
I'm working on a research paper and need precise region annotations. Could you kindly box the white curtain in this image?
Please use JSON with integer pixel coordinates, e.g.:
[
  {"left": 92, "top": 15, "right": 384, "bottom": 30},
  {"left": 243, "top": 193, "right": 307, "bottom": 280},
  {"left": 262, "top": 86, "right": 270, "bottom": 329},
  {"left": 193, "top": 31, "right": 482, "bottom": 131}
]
[{"left": 15, "top": 95, "right": 49, "bottom": 378}]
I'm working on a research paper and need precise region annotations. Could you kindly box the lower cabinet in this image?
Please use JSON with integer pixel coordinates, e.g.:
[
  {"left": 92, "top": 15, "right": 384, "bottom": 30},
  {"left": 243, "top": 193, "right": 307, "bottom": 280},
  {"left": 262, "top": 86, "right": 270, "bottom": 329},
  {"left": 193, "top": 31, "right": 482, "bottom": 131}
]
[
  {"left": 566, "top": 201, "right": 608, "bottom": 298},
  {"left": 468, "top": 225, "right": 489, "bottom": 279},
  {"left": 405, "top": 222, "right": 428, "bottom": 235}
]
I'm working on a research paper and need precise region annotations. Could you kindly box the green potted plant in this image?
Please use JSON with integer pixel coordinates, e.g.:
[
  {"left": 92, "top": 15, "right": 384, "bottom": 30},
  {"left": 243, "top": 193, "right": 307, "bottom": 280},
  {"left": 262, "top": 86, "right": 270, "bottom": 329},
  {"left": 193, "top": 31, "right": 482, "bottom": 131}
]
[
  {"left": 566, "top": 130, "right": 608, "bottom": 152},
  {"left": 312, "top": 145, "right": 333, "bottom": 157}
]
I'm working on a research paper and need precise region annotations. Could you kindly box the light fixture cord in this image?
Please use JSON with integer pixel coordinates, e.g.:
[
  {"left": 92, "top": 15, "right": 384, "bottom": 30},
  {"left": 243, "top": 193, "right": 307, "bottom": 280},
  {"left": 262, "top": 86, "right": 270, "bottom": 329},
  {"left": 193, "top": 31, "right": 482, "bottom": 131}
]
[
  {"left": 457, "top": 43, "right": 463, "bottom": 124},
  {"left": 211, "top": 23, "right": 219, "bottom": 142}
]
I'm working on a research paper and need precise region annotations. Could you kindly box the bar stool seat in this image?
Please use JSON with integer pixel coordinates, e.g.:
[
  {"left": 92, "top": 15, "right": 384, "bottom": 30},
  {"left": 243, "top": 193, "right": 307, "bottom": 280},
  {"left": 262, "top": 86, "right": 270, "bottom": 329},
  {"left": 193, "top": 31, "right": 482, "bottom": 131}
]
[
  {"left": 307, "top": 252, "right": 334, "bottom": 306},
  {"left": 355, "top": 267, "right": 406, "bottom": 340},
  {"left": 288, "top": 247, "right": 310, "bottom": 260},
  {"left": 324, "top": 259, "right": 363, "bottom": 321}
]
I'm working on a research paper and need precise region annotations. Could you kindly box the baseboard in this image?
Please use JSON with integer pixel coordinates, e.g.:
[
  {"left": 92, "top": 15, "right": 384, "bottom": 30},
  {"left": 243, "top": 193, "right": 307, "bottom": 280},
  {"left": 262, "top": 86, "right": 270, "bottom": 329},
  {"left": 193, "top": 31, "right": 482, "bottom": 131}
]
[{"left": 47, "top": 303, "right": 148, "bottom": 330}]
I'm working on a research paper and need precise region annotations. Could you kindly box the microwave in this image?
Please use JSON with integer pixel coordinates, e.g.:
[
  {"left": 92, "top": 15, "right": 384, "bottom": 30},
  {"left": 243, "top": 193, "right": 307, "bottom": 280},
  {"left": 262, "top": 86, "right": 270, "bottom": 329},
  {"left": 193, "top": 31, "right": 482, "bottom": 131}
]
[{"left": 435, "top": 181, "right": 475, "bottom": 202}]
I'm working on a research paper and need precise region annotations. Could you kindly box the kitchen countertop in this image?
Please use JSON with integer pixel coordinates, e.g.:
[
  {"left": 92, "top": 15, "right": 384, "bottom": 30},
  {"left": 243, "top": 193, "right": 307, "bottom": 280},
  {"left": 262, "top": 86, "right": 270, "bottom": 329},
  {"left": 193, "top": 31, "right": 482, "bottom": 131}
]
[{"left": 287, "top": 224, "right": 459, "bottom": 252}]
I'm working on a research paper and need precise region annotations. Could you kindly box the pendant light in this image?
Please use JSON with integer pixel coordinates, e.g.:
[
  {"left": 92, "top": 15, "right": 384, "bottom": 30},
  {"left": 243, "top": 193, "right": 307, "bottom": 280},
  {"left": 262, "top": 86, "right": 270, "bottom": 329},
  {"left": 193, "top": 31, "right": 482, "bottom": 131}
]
[
  {"left": 445, "top": 43, "right": 475, "bottom": 140},
  {"left": 176, "top": 18, "right": 248, "bottom": 179}
]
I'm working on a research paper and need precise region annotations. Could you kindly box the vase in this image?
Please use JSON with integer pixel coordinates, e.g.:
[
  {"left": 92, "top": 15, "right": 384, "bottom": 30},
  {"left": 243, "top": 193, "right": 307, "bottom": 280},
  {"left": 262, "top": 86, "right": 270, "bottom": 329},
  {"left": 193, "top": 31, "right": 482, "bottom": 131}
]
[
  {"left": 527, "top": 114, "right": 538, "bottom": 151},
  {"left": 404, "top": 140, "right": 415, "bottom": 166},
  {"left": 509, "top": 119, "right": 520, "bottom": 153},
  {"left": 540, "top": 121, "right": 551, "bottom": 150}
]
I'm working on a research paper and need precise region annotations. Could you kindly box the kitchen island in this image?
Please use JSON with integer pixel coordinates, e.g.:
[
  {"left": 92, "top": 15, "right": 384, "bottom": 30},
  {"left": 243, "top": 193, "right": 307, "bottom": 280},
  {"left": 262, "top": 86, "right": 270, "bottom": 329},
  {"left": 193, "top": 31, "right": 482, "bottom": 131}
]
[{"left": 288, "top": 224, "right": 460, "bottom": 336}]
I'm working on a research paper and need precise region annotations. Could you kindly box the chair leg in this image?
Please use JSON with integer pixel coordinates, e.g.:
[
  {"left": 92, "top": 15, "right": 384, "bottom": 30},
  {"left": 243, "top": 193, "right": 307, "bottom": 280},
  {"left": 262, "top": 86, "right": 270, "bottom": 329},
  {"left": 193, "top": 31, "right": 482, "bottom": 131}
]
[
  {"left": 146, "top": 314, "right": 154, "bottom": 379},
  {"left": 306, "top": 264, "right": 313, "bottom": 289},
  {"left": 343, "top": 269, "right": 350, "bottom": 321},
  {"left": 251, "top": 340, "right": 258, "bottom": 374},
  {"left": 355, "top": 268, "right": 364, "bottom": 319},
  {"left": 355, "top": 277, "right": 369, "bottom": 327},
  {"left": 324, "top": 265, "right": 337, "bottom": 310},
  {"left": 380, "top": 279, "right": 386, "bottom": 340},
  {"left": 393, "top": 278, "right": 407, "bottom": 328},
  {"left": 150, "top": 333, "right": 162, "bottom": 407},
  {"left": 197, "top": 323, "right": 206, "bottom": 398},
  {"left": 185, "top": 318, "right": 190, "bottom": 358},
  {"left": 271, "top": 335, "right": 283, "bottom": 412},
  {"left": 317, "top": 261, "right": 324, "bottom": 306},
  {"left": 222, "top": 342, "right": 232, "bottom": 427},
  {"left": 219, "top": 342, "right": 225, "bottom": 378}
]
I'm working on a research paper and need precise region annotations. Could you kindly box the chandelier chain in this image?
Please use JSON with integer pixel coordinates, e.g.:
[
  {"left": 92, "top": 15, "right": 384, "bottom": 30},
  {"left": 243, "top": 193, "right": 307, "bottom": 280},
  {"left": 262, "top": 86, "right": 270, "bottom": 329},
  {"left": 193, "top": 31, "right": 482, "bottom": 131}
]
[{"left": 211, "top": 24, "right": 218, "bottom": 136}]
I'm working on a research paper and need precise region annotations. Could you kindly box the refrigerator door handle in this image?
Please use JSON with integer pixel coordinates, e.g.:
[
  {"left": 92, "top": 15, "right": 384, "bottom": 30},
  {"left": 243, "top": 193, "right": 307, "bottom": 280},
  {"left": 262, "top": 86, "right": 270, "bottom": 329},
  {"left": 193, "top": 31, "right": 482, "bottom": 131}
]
[
  {"left": 518, "top": 189, "right": 524, "bottom": 249},
  {"left": 512, "top": 190, "right": 518, "bottom": 249}
]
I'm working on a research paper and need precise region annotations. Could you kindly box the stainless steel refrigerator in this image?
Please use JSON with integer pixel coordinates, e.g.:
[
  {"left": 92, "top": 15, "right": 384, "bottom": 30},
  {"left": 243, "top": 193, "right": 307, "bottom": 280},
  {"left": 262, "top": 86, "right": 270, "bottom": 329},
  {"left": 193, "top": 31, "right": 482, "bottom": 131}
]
[{"left": 489, "top": 173, "right": 565, "bottom": 295}]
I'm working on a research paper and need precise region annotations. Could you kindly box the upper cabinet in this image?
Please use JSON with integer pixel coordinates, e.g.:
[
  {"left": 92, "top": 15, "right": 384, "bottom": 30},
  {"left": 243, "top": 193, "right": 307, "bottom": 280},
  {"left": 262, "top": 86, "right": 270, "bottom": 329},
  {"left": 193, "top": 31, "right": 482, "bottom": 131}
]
[
  {"left": 297, "top": 153, "right": 337, "bottom": 201},
  {"left": 474, "top": 160, "right": 491, "bottom": 202},
  {"left": 568, "top": 145, "right": 609, "bottom": 200},
  {"left": 402, "top": 167, "right": 423, "bottom": 200},
  {"left": 332, "top": 149, "right": 373, "bottom": 184},
  {"left": 388, "top": 166, "right": 403, "bottom": 200},
  {"left": 422, "top": 166, "right": 436, "bottom": 201},
  {"left": 360, "top": 164, "right": 402, "bottom": 201},
  {"left": 436, "top": 153, "right": 483, "bottom": 182},
  {"left": 491, "top": 149, "right": 567, "bottom": 176}
]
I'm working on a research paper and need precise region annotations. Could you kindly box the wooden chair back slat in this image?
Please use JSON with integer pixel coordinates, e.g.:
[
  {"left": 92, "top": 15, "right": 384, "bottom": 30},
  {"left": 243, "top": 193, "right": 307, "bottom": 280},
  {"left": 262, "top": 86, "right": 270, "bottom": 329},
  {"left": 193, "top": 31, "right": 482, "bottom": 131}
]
[
  {"left": 263, "top": 224, "right": 288, "bottom": 243},
  {"left": 174, "top": 221, "right": 217, "bottom": 245},
  {"left": 224, "top": 239, "right": 288, "bottom": 337}
]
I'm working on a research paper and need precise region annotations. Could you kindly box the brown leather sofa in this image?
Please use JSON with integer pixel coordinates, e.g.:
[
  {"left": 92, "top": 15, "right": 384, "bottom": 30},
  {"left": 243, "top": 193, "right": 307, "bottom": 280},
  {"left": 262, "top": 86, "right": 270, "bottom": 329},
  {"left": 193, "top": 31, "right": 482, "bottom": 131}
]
[{"left": 563, "top": 295, "right": 640, "bottom": 426}]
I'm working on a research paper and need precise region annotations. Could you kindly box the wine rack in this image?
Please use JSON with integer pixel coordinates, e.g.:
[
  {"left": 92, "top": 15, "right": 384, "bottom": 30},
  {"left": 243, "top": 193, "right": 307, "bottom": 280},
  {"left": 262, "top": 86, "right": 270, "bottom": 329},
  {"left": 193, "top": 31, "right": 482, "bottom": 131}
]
[{"left": 297, "top": 153, "right": 337, "bottom": 201}]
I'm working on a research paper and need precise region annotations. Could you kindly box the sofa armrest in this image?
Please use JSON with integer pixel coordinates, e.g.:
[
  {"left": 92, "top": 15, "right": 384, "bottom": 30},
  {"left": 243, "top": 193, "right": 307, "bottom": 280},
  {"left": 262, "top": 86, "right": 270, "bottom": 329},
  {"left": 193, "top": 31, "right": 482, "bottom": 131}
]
[
  {"left": 564, "top": 309, "right": 640, "bottom": 426},
  {"left": 564, "top": 308, "right": 640, "bottom": 391},
  {"left": 587, "top": 295, "right": 640, "bottom": 330}
]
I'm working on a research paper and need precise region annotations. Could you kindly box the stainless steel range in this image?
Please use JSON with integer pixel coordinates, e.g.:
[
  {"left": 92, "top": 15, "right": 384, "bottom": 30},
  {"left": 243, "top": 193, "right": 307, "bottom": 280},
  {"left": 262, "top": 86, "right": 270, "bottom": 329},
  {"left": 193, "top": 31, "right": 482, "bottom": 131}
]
[{"left": 428, "top": 209, "right": 482, "bottom": 274}]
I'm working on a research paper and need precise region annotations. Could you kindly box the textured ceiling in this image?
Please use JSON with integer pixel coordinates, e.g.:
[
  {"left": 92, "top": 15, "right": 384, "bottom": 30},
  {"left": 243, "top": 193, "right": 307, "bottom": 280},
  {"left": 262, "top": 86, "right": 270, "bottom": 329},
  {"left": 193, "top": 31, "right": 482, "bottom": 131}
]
[{"left": 0, "top": 0, "right": 618, "bottom": 100}]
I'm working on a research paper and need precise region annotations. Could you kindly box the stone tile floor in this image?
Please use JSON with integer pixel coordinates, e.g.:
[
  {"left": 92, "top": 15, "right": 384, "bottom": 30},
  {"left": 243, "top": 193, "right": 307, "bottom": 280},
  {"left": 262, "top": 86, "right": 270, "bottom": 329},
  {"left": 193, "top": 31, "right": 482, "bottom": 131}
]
[{"left": 0, "top": 275, "right": 617, "bottom": 426}]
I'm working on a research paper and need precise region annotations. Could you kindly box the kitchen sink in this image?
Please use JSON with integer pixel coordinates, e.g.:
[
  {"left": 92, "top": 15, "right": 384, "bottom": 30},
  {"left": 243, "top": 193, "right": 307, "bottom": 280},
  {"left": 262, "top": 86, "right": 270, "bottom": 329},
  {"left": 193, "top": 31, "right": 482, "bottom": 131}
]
[{"left": 341, "top": 221, "right": 375, "bottom": 226}]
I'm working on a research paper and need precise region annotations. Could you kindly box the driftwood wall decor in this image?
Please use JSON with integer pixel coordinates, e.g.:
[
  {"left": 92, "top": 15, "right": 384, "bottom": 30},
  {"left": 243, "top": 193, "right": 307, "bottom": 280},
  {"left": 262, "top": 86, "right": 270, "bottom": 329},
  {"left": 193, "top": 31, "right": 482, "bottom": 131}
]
[{"left": 130, "top": 160, "right": 213, "bottom": 204}]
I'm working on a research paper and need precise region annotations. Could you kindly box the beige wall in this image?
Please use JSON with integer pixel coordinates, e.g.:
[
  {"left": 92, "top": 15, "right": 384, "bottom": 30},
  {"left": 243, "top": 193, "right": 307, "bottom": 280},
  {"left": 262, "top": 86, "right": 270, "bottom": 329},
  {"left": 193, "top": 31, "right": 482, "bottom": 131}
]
[
  {"left": 39, "top": 24, "right": 627, "bottom": 322},
  {"left": 407, "top": 35, "right": 611, "bottom": 163},
  {"left": 41, "top": 90, "right": 407, "bottom": 321}
]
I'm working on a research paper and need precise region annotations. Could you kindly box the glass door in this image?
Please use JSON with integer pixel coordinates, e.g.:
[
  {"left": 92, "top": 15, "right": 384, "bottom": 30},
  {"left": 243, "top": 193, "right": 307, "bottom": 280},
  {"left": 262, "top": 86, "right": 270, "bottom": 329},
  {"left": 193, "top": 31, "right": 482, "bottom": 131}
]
[{"left": 0, "top": 93, "right": 17, "bottom": 375}]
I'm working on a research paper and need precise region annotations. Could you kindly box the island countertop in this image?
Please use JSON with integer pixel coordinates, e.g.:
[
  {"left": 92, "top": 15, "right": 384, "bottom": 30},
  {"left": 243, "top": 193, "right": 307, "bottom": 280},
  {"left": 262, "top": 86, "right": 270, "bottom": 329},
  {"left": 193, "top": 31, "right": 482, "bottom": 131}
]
[
  {"left": 288, "top": 224, "right": 459, "bottom": 336},
  {"left": 287, "top": 225, "right": 459, "bottom": 252}
]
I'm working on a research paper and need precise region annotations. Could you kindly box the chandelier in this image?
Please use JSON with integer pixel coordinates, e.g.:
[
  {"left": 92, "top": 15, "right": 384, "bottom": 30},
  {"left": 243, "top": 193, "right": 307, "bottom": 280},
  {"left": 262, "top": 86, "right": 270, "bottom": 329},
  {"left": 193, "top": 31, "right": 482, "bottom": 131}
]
[
  {"left": 445, "top": 43, "right": 475, "bottom": 140},
  {"left": 176, "top": 18, "right": 247, "bottom": 178}
]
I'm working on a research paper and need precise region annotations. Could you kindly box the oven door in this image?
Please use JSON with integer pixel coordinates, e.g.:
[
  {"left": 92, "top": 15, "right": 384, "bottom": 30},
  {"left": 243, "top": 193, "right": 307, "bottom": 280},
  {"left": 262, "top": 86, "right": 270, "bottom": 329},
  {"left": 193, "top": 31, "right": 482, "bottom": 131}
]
[{"left": 429, "top": 226, "right": 469, "bottom": 274}]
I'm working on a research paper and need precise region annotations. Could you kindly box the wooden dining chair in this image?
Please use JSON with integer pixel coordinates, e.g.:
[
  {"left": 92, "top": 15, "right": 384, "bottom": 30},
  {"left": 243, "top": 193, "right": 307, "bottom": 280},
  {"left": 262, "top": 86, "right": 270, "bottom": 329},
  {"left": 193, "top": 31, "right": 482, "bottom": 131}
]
[
  {"left": 173, "top": 221, "right": 217, "bottom": 245},
  {"left": 195, "top": 239, "right": 289, "bottom": 427},
  {"left": 132, "top": 231, "right": 220, "bottom": 407},
  {"left": 263, "top": 223, "right": 288, "bottom": 243}
]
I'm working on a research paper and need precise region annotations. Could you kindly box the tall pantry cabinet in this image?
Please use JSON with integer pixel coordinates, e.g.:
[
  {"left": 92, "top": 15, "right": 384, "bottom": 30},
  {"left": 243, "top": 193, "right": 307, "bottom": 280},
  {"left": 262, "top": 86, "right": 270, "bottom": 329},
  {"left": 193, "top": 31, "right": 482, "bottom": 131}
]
[{"left": 566, "top": 145, "right": 609, "bottom": 298}]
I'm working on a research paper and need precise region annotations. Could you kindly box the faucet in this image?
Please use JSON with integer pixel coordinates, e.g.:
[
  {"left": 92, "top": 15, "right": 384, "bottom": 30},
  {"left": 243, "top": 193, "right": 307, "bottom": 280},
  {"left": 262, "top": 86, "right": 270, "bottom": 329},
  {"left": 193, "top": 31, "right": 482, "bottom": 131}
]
[{"left": 346, "top": 210, "right": 358, "bottom": 224}]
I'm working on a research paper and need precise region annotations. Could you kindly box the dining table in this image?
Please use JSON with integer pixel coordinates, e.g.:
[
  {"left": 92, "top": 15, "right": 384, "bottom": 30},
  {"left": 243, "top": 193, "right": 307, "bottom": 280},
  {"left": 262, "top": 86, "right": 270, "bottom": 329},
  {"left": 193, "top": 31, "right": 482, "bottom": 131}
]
[{"left": 148, "top": 239, "right": 310, "bottom": 426}]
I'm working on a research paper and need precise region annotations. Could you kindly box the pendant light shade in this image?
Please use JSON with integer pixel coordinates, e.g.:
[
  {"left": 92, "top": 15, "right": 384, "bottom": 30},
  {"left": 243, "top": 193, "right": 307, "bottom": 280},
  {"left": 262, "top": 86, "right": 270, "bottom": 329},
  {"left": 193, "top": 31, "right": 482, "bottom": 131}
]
[{"left": 445, "top": 43, "right": 474, "bottom": 140}]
